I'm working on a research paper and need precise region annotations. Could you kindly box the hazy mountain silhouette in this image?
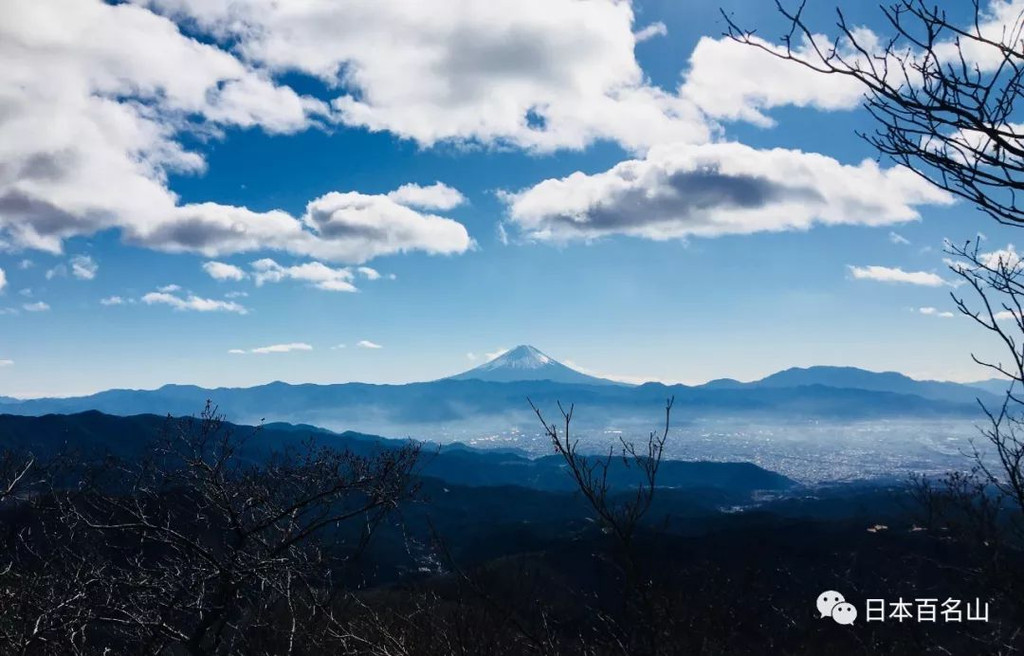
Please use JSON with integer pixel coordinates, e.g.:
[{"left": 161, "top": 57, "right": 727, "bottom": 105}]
[
  {"left": 0, "top": 352, "right": 1000, "bottom": 426},
  {"left": 702, "top": 365, "right": 998, "bottom": 405}
]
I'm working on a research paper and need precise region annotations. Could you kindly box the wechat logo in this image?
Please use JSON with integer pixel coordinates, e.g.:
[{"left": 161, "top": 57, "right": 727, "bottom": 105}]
[{"left": 817, "top": 590, "right": 858, "bottom": 625}]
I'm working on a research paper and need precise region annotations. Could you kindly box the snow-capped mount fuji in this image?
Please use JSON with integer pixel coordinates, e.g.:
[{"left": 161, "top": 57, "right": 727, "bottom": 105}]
[{"left": 447, "top": 345, "right": 620, "bottom": 385}]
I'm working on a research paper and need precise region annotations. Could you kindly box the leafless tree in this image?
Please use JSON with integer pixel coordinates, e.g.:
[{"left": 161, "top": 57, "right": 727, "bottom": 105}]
[
  {"left": 942, "top": 239, "right": 1024, "bottom": 544},
  {"left": 0, "top": 402, "right": 421, "bottom": 655},
  {"left": 725, "top": 1, "right": 1024, "bottom": 228},
  {"left": 528, "top": 397, "right": 675, "bottom": 655}
]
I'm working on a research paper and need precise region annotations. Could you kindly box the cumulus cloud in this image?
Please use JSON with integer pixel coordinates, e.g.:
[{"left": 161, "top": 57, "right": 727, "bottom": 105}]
[
  {"left": 919, "top": 307, "right": 955, "bottom": 318},
  {"left": 0, "top": 0, "right": 472, "bottom": 265},
  {"left": 157, "top": 284, "right": 182, "bottom": 293},
  {"left": 502, "top": 142, "right": 951, "bottom": 243},
  {"left": 70, "top": 255, "right": 98, "bottom": 280},
  {"left": 252, "top": 259, "right": 358, "bottom": 292},
  {"left": 356, "top": 340, "right": 383, "bottom": 349},
  {"left": 387, "top": 183, "right": 465, "bottom": 211},
  {"left": 202, "top": 261, "right": 248, "bottom": 281},
  {"left": 849, "top": 265, "right": 947, "bottom": 286},
  {"left": 357, "top": 267, "right": 381, "bottom": 280},
  {"left": 23, "top": 301, "right": 50, "bottom": 312},
  {"left": 980, "top": 245, "right": 1021, "bottom": 268},
  {"left": 681, "top": 32, "right": 866, "bottom": 127},
  {"left": 0, "top": 0, "right": 323, "bottom": 254},
  {"left": 683, "top": 2, "right": 1024, "bottom": 126},
  {"left": 143, "top": 0, "right": 710, "bottom": 153},
  {"left": 124, "top": 190, "right": 472, "bottom": 265},
  {"left": 142, "top": 290, "right": 248, "bottom": 313}
]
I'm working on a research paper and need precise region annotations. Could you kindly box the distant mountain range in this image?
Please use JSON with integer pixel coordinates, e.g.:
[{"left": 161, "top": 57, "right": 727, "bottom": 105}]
[{"left": 0, "top": 346, "right": 1004, "bottom": 429}]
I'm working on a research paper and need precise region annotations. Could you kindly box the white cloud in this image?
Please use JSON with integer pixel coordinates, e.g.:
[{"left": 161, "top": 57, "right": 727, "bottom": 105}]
[
  {"left": 70, "top": 255, "right": 98, "bottom": 280},
  {"left": 17, "top": 260, "right": 32, "bottom": 270},
  {"left": 919, "top": 307, "right": 955, "bottom": 318},
  {"left": 142, "top": 290, "right": 247, "bottom": 313},
  {"left": 357, "top": 266, "right": 381, "bottom": 280},
  {"left": 0, "top": 359, "right": 12, "bottom": 367},
  {"left": 356, "top": 340, "right": 383, "bottom": 349},
  {"left": 503, "top": 142, "right": 952, "bottom": 243},
  {"left": 387, "top": 182, "right": 465, "bottom": 211},
  {"left": 18, "top": 289, "right": 31, "bottom": 298},
  {"left": 248, "top": 342, "right": 313, "bottom": 354},
  {"left": 980, "top": 244, "right": 1021, "bottom": 268},
  {"left": 634, "top": 22, "right": 668, "bottom": 43},
  {"left": 251, "top": 258, "right": 357, "bottom": 292},
  {"left": 330, "top": 344, "right": 346, "bottom": 350},
  {"left": 142, "top": 0, "right": 710, "bottom": 153},
  {"left": 681, "top": 33, "right": 867, "bottom": 127},
  {"left": 0, "top": 268, "right": 5, "bottom": 293},
  {"left": 466, "top": 352, "right": 478, "bottom": 361},
  {"left": 684, "top": 2, "right": 1024, "bottom": 127},
  {"left": 224, "top": 290, "right": 248, "bottom": 298},
  {"left": 45, "top": 265, "right": 67, "bottom": 280},
  {"left": 100, "top": 296, "right": 126, "bottom": 306},
  {"left": 23, "top": 301, "right": 50, "bottom": 312},
  {"left": 229, "top": 343, "right": 312, "bottom": 354},
  {"left": 485, "top": 347, "right": 509, "bottom": 361},
  {"left": 202, "top": 261, "right": 248, "bottom": 281},
  {"left": 1, "top": 1, "right": 474, "bottom": 266},
  {"left": 889, "top": 231, "right": 911, "bottom": 245},
  {"left": 0, "top": 0, "right": 323, "bottom": 255},
  {"left": 849, "top": 265, "right": 947, "bottom": 287},
  {"left": 157, "top": 284, "right": 182, "bottom": 293}
]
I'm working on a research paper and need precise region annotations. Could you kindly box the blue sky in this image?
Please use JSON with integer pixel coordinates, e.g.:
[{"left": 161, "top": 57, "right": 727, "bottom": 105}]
[{"left": 0, "top": 0, "right": 1017, "bottom": 397}]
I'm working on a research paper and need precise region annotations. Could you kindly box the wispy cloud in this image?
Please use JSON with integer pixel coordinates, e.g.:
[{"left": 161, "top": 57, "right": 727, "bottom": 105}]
[
  {"left": 889, "top": 231, "right": 911, "bottom": 245},
  {"left": 142, "top": 291, "right": 247, "bottom": 314},
  {"left": 356, "top": 340, "right": 383, "bottom": 349},
  {"left": 848, "top": 265, "right": 946, "bottom": 287},
  {"left": 0, "top": 359, "right": 12, "bottom": 367},
  {"left": 70, "top": 255, "right": 98, "bottom": 280},
  {"left": 634, "top": 22, "right": 668, "bottom": 43},
  {"left": 485, "top": 347, "right": 509, "bottom": 361},
  {"left": 23, "top": 301, "right": 50, "bottom": 312},
  {"left": 249, "top": 342, "right": 313, "bottom": 354},
  {"left": 100, "top": 296, "right": 127, "bottom": 306},
  {"left": 918, "top": 307, "right": 954, "bottom": 318}
]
